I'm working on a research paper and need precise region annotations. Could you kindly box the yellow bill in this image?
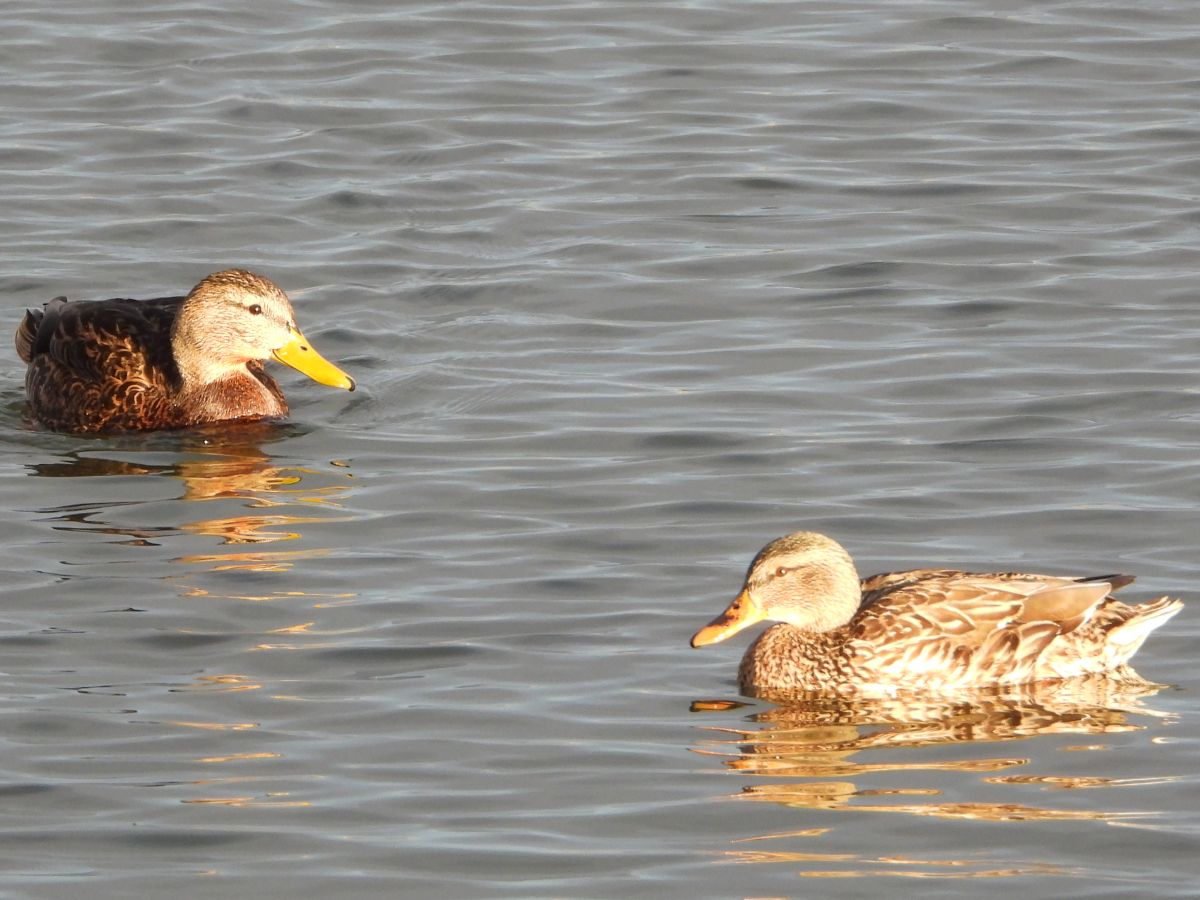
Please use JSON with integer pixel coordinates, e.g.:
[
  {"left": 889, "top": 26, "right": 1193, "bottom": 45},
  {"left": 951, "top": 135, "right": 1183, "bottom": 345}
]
[
  {"left": 272, "top": 329, "right": 355, "bottom": 391},
  {"left": 691, "top": 589, "right": 766, "bottom": 647}
]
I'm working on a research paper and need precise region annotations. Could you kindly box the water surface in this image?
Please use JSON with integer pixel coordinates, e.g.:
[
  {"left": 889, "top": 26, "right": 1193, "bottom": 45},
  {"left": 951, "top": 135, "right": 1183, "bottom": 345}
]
[{"left": 2, "top": 1, "right": 1199, "bottom": 897}]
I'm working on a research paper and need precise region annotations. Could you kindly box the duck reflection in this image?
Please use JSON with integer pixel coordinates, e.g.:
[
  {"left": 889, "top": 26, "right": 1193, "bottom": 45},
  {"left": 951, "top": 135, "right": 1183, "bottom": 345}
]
[
  {"left": 693, "top": 672, "right": 1172, "bottom": 877},
  {"left": 28, "top": 424, "right": 355, "bottom": 577}
]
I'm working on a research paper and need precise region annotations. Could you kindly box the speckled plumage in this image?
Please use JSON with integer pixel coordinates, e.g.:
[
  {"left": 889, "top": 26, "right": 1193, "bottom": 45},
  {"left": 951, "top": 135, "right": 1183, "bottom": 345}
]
[
  {"left": 16, "top": 269, "right": 353, "bottom": 434},
  {"left": 693, "top": 532, "right": 1182, "bottom": 697}
]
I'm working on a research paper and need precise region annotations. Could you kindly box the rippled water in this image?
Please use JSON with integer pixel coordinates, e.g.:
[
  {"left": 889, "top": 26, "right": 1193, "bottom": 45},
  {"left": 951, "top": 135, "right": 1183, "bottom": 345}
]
[{"left": 2, "top": 1, "right": 1200, "bottom": 897}]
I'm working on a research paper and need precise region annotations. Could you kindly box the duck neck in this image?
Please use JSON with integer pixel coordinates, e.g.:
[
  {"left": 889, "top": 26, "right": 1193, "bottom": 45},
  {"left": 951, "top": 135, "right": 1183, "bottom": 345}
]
[
  {"left": 170, "top": 300, "right": 284, "bottom": 421},
  {"left": 171, "top": 297, "right": 244, "bottom": 389},
  {"left": 803, "top": 555, "right": 864, "bottom": 631}
]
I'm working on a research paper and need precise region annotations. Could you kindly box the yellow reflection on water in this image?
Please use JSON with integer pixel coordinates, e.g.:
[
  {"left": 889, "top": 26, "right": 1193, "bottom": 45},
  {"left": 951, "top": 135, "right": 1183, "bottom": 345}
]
[
  {"left": 723, "top": 849, "right": 1067, "bottom": 877},
  {"left": 30, "top": 432, "right": 360, "bottom": 595},
  {"left": 168, "top": 722, "right": 259, "bottom": 730},
  {"left": 170, "top": 674, "right": 263, "bottom": 693},
  {"left": 197, "top": 753, "right": 282, "bottom": 763},
  {"left": 181, "top": 514, "right": 334, "bottom": 545},
  {"left": 732, "top": 783, "right": 1151, "bottom": 822},
  {"left": 182, "top": 585, "right": 357, "bottom": 602},
  {"left": 797, "top": 866, "right": 1067, "bottom": 878},
  {"left": 182, "top": 797, "right": 310, "bottom": 807},
  {"left": 693, "top": 672, "right": 1171, "bottom": 879},
  {"left": 175, "top": 547, "right": 331, "bottom": 572},
  {"left": 982, "top": 774, "right": 1181, "bottom": 790},
  {"left": 169, "top": 442, "right": 356, "bottom": 592},
  {"left": 732, "top": 829, "right": 831, "bottom": 842}
]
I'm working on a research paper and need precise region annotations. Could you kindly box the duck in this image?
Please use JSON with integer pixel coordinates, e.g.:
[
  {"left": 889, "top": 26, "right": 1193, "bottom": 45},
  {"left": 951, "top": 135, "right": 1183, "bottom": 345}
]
[
  {"left": 15, "top": 269, "right": 355, "bottom": 433},
  {"left": 691, "top": 531, "right": 1182, "bottom": 697}
]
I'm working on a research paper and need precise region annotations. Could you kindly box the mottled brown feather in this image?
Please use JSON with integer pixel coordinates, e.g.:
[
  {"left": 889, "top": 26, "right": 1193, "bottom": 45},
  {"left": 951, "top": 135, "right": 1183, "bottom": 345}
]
[
  {"left": 737, "top": 568, "right": 1182, "bottom": 696},
  {"left": 19, "top": 293, "right": 287, "bottom": 433},
  {"left": 704, "top": 533, "right": 1183, "bottom": 697}
]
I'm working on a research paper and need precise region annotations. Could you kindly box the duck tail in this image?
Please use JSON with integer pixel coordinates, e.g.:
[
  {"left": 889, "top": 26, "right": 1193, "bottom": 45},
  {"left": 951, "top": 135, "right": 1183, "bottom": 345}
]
[
  {"left": 1105, "top": 597, "right": 1183, "bottom": 664},
  {"left": 15, "top": 309, "right": 40, "bottom": 364},
  {"left": 15, "top": 297, "right": 68, "bottom": 364},
  {"left": 1077, "top": 572, "right": 1137, "bottom": 592}
]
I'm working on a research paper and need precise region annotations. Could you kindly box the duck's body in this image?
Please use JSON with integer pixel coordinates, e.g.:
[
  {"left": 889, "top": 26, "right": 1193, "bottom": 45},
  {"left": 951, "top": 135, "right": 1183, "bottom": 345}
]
[
  {"left": 692, "top": 532, "right": 1181, "bottom": 697},
  {"left": 16, "top": 270, "right": 354, "bottom": 433}
]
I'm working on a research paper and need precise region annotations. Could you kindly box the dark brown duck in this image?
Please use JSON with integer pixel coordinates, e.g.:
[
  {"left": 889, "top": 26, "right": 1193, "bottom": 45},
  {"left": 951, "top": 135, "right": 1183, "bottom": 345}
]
[{"left": 16, "top": 269, "right": 354, "bottom": 433}]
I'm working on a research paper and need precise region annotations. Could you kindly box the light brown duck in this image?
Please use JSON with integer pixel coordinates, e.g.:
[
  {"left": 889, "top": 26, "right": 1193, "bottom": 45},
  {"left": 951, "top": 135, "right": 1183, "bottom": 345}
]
[{"left": 692, "top": 532, "right": 1181, "bottom": 696}]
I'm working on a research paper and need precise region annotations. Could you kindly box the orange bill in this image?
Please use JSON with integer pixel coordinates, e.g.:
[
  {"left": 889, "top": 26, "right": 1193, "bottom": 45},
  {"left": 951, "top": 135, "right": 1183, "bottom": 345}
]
[
  {"left": 272, "top": 329, "right": 355, "bottom": 391},
  {"left": 691, "top": 589, "right": 766, "bottom": 647}
]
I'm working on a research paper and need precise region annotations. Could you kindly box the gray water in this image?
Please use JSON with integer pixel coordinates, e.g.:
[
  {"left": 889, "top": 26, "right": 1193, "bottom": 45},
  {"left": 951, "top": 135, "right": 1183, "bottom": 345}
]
[{"left": 1, "top": 1, "right": 1199, "bottom": 897}]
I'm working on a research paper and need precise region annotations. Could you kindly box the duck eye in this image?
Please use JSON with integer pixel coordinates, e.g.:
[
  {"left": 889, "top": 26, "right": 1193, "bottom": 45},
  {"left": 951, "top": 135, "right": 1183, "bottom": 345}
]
[
  {"left": 774, "top": 566, "right": 788, "bottom": 578},
  {"left": 248, "top": 304, "right": 262, "bottom": 315}
]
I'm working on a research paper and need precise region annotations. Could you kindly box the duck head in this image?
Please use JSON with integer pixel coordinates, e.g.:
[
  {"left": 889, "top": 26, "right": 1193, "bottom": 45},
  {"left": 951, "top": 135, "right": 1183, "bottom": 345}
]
[
  {"left": 691, "top": 531, "right": 863, "bottom": 647},
  {"left": 171, "top": 269, "right": 355, "bottom": 391}
]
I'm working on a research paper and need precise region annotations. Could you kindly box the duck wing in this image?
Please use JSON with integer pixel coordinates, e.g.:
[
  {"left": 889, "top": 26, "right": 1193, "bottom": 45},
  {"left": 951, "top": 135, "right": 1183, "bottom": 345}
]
[
  {"left": 21, "top": 296, "right": 187, "bottom": 432},
  {"left": 849, "top": 570, "right": 1121, "bottom": 687}
]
